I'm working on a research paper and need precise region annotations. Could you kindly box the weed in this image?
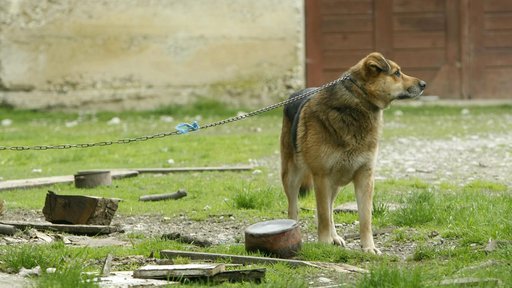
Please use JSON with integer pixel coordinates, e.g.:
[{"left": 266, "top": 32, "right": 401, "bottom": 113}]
[
  {"left": 463, "top": 180, "right": 508, "bottom": 192},
  {"left": 411, "top": 245, "right": 436, "bottom": 261},
  {"left": 357, "top": 264, "right": 425, "bottom": 288},
  {"left": 231, "top": 186, "right": 280, "bottom": 210},
  {"left": 372, "top": 201, "right": 389, "bottom": 218},
  {"left": 37, "top": 262, "right": 99, "bottom": 288},
  {"left": 1, "top": 243, "right": 66, "bottom": 272},
  {"left": 391, "top": 190, "right": 436, "bottom": 227}
]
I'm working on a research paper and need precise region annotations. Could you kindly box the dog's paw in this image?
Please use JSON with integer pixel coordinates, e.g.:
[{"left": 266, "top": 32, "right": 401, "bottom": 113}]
[
  {"left": 362, "top": 247, "right": 382, "bottom": 255},
  {"left": 332, "top": 235, "right": 347, "bottom": 247}
]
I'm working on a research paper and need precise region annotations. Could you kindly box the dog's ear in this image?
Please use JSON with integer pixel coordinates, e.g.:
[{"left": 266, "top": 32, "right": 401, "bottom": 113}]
[{"left": 364, "top": 52, "right": 391, "bottom": 75}]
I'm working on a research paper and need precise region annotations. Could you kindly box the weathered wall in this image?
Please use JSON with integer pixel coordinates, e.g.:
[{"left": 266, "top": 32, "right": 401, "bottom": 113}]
[{"left": 0, "top": 0, "right": 304, "bottom": 111}]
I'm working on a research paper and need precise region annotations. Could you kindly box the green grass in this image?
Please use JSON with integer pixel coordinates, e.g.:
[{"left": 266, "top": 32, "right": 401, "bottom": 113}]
[
  {"left": 0, "top": 102, "right": 511, "bottom": 287},
  {"left": 357, "top": 264, "right": 424, "bottom": 288}
]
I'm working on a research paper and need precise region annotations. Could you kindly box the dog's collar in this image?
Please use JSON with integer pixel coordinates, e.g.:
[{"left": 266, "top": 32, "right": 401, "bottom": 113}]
[{"left": 341, "top": 74, "right": 370, "bottom": 99}]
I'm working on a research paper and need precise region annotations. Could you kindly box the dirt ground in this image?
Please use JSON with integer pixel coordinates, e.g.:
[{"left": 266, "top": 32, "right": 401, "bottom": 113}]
[{"left": 1, "top": 132, "right": 510, "bottom": 264}]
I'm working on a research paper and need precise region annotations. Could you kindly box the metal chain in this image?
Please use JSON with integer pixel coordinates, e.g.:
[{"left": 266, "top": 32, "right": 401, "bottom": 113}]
[{"left": 0, "top": 76, "right": 344, "bottom": 151}]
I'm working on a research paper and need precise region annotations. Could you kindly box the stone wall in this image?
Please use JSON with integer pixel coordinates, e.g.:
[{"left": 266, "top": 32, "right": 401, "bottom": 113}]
[{"left": 0, "top": 0, "right": 304, "bottom": 111}]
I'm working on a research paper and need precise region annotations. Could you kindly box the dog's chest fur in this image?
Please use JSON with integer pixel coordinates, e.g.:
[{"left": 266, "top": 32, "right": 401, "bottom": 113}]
[{"left": 297, "top": 86, "right": 382, "bottom": 179}]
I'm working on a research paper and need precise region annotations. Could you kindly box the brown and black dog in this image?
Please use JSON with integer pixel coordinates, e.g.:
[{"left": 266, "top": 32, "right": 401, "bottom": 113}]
[{"left": 281, "top": 52, "right": 426, "bottom": 254}]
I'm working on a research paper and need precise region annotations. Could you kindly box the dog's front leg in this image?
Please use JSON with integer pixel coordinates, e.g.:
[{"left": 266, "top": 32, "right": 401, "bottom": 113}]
[
  {"left": 354, "top": 167, "right": 381, "bottom": 254},
  {"left": 314, "top": 176, "right": 345, "bottom": 246}
]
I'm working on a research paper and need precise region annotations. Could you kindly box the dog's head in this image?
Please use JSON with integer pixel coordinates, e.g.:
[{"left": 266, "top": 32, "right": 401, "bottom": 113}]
[{"left": 348, "top": 52, "right": 426, "bottom": 109}]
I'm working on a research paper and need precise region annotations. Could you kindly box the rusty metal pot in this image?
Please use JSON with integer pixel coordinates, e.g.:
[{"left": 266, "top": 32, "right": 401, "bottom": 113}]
[{"left": 244, "top": 219, "right": 302, "bottom": 258}]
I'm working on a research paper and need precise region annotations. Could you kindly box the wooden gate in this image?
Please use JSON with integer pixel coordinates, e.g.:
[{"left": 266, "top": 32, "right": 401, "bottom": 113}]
[{"left": 306, "top": 0, "right": 512, "bottom": 99}]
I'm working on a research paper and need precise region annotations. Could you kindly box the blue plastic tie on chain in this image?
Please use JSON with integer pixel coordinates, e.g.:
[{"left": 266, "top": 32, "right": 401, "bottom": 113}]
[{"left": 175, "top": 121, "right": 200, "bottom": 134}]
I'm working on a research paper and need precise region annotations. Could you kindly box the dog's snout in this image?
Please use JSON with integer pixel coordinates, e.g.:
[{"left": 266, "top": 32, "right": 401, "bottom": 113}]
[{"left": 419, "top": 80, "right": 427, "bottom": 90}]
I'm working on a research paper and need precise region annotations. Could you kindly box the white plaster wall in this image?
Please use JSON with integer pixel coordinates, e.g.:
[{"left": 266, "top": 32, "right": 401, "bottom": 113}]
[{"left": 0, "top": 0, "right": 304, "bottom": 111}]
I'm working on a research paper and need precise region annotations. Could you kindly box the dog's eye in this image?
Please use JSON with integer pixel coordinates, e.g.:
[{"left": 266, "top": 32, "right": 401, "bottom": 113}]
[{"left": 394, "top": 70, "right": 401, "bottom": 77}]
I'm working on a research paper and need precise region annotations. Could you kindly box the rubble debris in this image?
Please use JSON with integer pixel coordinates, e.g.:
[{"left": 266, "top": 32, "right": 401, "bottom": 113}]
[
  {"left": 42, "top": 191, "right": 120, "bottom": 225},
  {"left": 161, "top": 232, "right": 212, "bottom": 247},
  {"left": 139, "top": 189, "right": 187, "bottom": 202}
]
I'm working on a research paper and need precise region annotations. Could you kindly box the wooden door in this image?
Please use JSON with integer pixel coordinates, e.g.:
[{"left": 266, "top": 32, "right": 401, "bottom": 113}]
[{"left": 305, "top": 0, "right": 512, "bottom": 99}]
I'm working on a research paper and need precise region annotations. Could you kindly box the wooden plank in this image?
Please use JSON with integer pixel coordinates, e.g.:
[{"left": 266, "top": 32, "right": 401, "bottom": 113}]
[
  {"left": 398, "top": 68, "right": 439, "bottom": 85},
  {"left": 306, "top": 0, "right": 325, "bottom": 86},
  {"left": 321, "top": 15, "right": 373, "bottom": 32},
  {"left": 484, "top": 0, "right": 512, "bottom": 12},
  {"left": 485, "top": 13, "right": 512, "bottom": 31},
  {"left": 482, "top": 67, "right": 512, "bottom": 99},
  {"left": 374, "top": 0, "right": 393, "bottom": 57},
  {"left": 134, "top": 166, "right": 253, "bottom": 174},
  {"left": 213, "top": 268, "right": 266, "bottom": 284},
  {"left": 0, "top": 175, "right": 74, "bottom": 191},
  {"left": 0, "top": 170, "right": 138, "bottom": 191},
  {"left": 444, "top": 0, "right": 462, "bottom": 99},
  {"left": 393, "top": 14, "right": 445, "bottom": 32},
  {"left": 323, "top": 50, "right": 373, "bottom": 69},
  {"left": 0, "top": 221, "right": 121, "bottom": 235},
  {"left": 392, "top": 49, "right": 446, "bottom": 69},
  {"left": 460, "top": 0, "right": 485, "bottom": 99},
  {"left": 485, "top": 31, "right": 512, "bottom": 48},
  {"left": 483, "top": 49, "right": 512, "bottom": 66},
  {"left": 320, "top": 0, "right": 372, "bottom": 15},
  {"left": 393, "top": 0, "right": 445, "bottom": 13},
  {"left": 133, "top": 264, "right": 225, "bottom": 279},
  {"left": 393, "top": 31, "right": 445, "bottom": 49},
  {"left": 322, "top": 32, "right": 373, "bottom": 50},
  {"left": 160, "top": 250, "right": 367, "bottom": 274}
]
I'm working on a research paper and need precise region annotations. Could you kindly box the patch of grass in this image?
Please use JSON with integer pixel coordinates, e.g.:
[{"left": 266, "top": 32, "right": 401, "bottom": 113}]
[
  {"left": 1, "top": 243, "right": 68, "bottom": 273},
  {"left": 383, "top": 105, "right": 511, "bottom": 139},
  {"left": 37, "top": 262, "right": 99, "bottom": 288},
  {"left": 231, "top": 186, "right": 281, "bottom": 210},
  {"left": 463, "top": 180, "right": 508, "bottom": 192},
  {"left": 372, "top": 200, "right": 390, "bottom": 218},
  {"left": 298, "top": 242, "right": 386, "bottom": 265},
  {"left": 357, "top": 264, "right": 425, "bottom": 288},
  {"left": 391, "top": 190, "right": 436, "bottom": 227},
  {"left": 411, "top": 245, "right": 437, "bottom": 262}
]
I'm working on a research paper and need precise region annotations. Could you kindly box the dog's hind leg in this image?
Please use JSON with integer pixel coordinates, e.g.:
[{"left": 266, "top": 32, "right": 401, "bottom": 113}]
[
  {"left": 282, "top": 161, "right": 305, "bottom": 220},
  {"left": 353, "top": 167, "right": 381, "bottom": 254},
  {"left": 281, "top": 114, "right": 305, "bottom": 220},
  {"left": 314, "top": 175, "right": 346, "bottom": 246},
  {"left": 299, "top": 172, "right": 313, "bottom": 197}
]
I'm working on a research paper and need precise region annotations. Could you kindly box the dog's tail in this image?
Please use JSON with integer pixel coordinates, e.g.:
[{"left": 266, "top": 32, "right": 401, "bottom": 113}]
[{"left": 299, "top": 173, "right": 313, "bottom": 198}]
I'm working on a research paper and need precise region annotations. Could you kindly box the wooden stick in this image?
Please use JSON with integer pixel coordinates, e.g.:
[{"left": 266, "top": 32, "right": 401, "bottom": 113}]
[
  {"left": 160, "top": 250, "right": 367, "bottom": 273},
  {"left": 0, "top": 221, "right": 122, "bottom": 235},
  {"left": 135, "top": 166, "right": 253, "bottom": 174},
  {"left": 101, "top": 253, "right": 113, "bottom": 277},
  {"left": 213, "top": 268, "right": 266, "bottom": 283},
  {"left": 0, "top": 223, "right": 17, "bottom": 235},
  {"left": 139, "top": 189, "right": 187, "bottom": 202},
  {"left": 0, "top": 170, "right": 138, "bottom": 191}
]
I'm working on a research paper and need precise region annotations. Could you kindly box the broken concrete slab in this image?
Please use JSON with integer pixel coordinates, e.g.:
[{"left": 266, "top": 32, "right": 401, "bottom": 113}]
[
  {"left": 439, "top": 277, "right": 501, "bottom": 287},
  {"left": 484, "top": 239, "right": 512, "bottom": 253},
  {"left": 334, "top": 202, "right": 403, "bottom": 213},
  {"left": 93, "top": 271, "right": 178, "bottom": 287},
  {"left": 66, "top": 236, "right": 129, "bottom": 247},
  {"left": 0, "top": 272, "right": 32, "bottom": 288},
  {"left": 133, "top": 264, "right": 225, "bottom": 279}
]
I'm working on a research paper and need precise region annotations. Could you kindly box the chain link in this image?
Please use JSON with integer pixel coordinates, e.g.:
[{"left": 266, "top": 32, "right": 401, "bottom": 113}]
[{"left": 0, "top": 77, "right": 344, "bottom": 151}]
